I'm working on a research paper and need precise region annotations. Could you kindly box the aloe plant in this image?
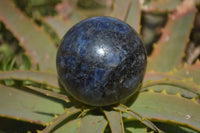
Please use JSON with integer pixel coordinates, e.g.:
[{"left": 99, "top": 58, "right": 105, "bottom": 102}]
[{"left": 0, "top": 0, "right": 200, "bottom": 132}]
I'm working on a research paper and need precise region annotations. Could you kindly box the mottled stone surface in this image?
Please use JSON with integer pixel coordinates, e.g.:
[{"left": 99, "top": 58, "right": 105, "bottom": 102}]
[{"left": 56, "top": 16, "right": 147, "bottom": 106}]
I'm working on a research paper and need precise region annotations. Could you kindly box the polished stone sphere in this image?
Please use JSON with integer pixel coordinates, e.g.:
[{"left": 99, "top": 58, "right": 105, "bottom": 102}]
[{"left": 56, "top": 16, "right": 147, "bottom": 106}]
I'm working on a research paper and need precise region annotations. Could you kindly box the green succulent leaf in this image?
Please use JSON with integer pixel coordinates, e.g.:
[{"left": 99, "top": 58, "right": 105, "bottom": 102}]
[
  {"left": 56, "top": 1, "right": 86, "bottom": 27},
  {"left": 43, "top": 16, "right": 69, "bottom": 40},
  {"left": 78, "top": 113, "right": 107, "bottom": 133},
  {"left": 0, "top": 0, "right": 57, "bottom": 72},
  {"left": 0, "top": 84, "right": 65, "bottom": 125},
  {"left": 128, "top": 91, "right": 200, "bottom": 132},
  {"left": 115, "top": 104, "right": 163, "bottom": 132},
  {"left": 141, "top": 12, "right": 167, "bottom": 54},
  {"left": 65, "top": 11, "right": 85, "bottom": 29},
  {"left": 174, "top": 62, "right": 200, "bottom": 85},
  {"left": 41, "top": 107, "right": 81, "bottom": 133},
  {"left": 103, "top": 109, "right": 124, "bottom": 133},
  {"left": 0, "top": 70, "right": 60, "bottom": 91},
  {"left": 53, "top": 118, "right": 80, "bottom": 133},
  {"left": 25, "top": 86, "right": 69, "bottom": 102},
  {"left": 147, "top": 1, "right": 196, "bottom": 72},
  {"left": 125, "top": 0, "right": 141, "bottom": 33},
  {"left": 110, "top": 0, "right": 131, "bottom": 21},
  {"left": 143, "top": 72, "right": 200, "bottom": 97},
  {"left": 123, "top": 120, "right": 147, "bottom": 133},
  {"left": 110, "top": 0, "right": 141, "bottom": 33},
  {"left": 153, "top": 122, "right": 198, "bottom": 133},
  {"left": 0, "top": 0, "right": 199, "bottom": 132},
  {"left": 144, "top": 63, "right": 200, "bottom": 97}
]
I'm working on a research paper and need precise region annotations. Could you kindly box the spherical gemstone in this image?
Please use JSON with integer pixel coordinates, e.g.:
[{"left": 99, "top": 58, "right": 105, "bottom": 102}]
[{"left": 56, "top": 16, "right": 147, "bottom": 106}]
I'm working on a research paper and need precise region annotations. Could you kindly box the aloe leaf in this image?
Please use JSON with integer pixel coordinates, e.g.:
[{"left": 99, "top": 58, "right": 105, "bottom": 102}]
[
  {"left": 147, "top": 1, "right": 196, "bottom": 72},
  {"left": 125, "top": 0, "right": 141, "bottom": 33},
  {"left": 110, "top": 0, "right": 131, "bottom": 20},
  {"left": 141, "top": 0, "right": 182, "bottom": 12},
  {"left": 144, "top": 72, "right": 181, "bottom": 82},
  {"left": 56, "top": 1, "right": 85, "bottom": 27},
  {"left": 170, "top": 63, "right": 200, "bottom": 97},
  {"left": 75, "top": 0, "right": 111, "bottom": 17},
  {"left": 53, "top": 118, "right": 80, "bottom": 133},
  {"left": 0, "top": 70, "right": 59, "bottom": 90},
  {"left": 41, "top": 107, "right": 81, "bottom": 133},
  {"left": 153, "top": 122, "right": 198, "bottom": 133},
  {"left": 142, "top": 78, "right": 200, "bottom": 96},
  {"left": 129, "top": 91, "right": 200, "bottom": 132},
  {"left": 114, "top": 104, "right": 163, "bottom": 132},
  {"left": 0, "top": 0, "right": 57, "bottom": 72},
  {"left": 174, "top": 62, "right": 200, "bottom": 85},
  {"left": 0, "top": 84, "right": 65, "bottom": 125},
  {"left": 103, "top": 109, "right": 124, "bottom": 133},
  {"left": 67, "top": 11, "right": 86, "bottom": 28},
  {"left": 144, "top": 62, "right": 200, "bottom": 97},
  {"left": 124, "top": 120, "right": 147, "bottom": 133},
  {"left": 78, "top": 113, "right": 107, "bottom": 133},
  {"left": 141, "top": 12, "right": 167, "bottom": 54},
  {"left": 25, "top": 86, "right": 69, "bottom": 102},
  {"left": 78, "top": 8, "right": 110, "bottom": 18},
  {"left": 43, "top": 17, "right": 69, "bottom": 39},
  {"left": 143, "top": 72, "right": 200, "bottom": 96}
]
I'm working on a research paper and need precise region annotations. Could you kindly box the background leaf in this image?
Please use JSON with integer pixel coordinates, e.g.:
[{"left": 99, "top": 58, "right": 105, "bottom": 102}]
[
  {"left": 0, "top": 0, "right": 57, "bottom": 72},
  {"left": 43, "top": 17, "right": 69, "bottom": 39},
  {"left": 125, "top": 0, "right": 141, "bottom": 33},
  {"left": 0, "top": 70, "right": 60, "bottom": 90},
  {"left": 0, "top": 84, "right": 65, "bottom": 125},
  {"left": 128, "top": 91, "right": 200, "bottom": 131},
  {"left": 110, "top": 0, "right": 131, "bottom": 20},
  {"left": 141, "top": 0, "right": 183, "bottom": 12},
  {"left": 148, "top": 0, "right": 196, "bottom": 72}
]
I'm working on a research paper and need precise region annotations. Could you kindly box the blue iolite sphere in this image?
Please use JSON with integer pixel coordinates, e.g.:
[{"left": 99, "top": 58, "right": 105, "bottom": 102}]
[{"left": 56, "top": 16, "right": 147, "bottom": 106}]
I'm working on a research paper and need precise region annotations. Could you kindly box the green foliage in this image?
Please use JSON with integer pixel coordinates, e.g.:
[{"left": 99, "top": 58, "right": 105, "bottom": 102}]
[
  {"left": 147, "top": 3, "right": 196, "bottom": 72},
  {"left": 78, "top": 112, "right": 107, "bottom": 133},
  {"left": 0, "top": 0, "right": 200, "bottom": 132},
  {"left": 0, "top": 84, "right": 65, "bottom": 124},
  {"left": 0, "top": 0, "right": 57, "bottom": 72},
  {"left": 103, "top": 110, "right": 124, "bottom": 133}
]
